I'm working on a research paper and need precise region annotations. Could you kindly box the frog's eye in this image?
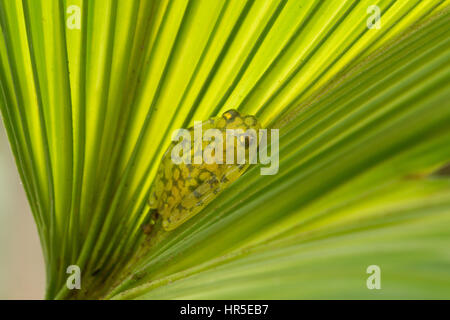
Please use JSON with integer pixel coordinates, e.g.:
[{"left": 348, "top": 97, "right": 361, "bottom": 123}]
[{"left": 222, "top": 109, "right": 240, "bottom": 122}]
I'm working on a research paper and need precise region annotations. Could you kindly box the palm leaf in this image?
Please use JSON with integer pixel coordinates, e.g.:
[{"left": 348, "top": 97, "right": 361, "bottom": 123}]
[{"left": 0, "top": 0, "right": 449, "bottom": 299}]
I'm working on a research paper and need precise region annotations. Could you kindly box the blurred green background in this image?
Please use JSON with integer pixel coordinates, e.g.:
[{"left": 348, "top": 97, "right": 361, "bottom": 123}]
[{"left": 0, "top": 119, "right": 45, "bottom": 299}]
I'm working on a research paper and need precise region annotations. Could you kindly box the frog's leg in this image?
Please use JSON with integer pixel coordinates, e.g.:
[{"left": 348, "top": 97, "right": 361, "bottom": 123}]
[
  {"left": 219, "top": 163, "right": 249, "bottom": 188},
  {"left": 141, "top": 208, "right": 159, "bottom": 234}
]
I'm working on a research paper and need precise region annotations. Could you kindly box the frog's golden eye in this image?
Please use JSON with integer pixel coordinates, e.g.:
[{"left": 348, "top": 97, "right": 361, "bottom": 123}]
[{"left": 222, "top": 109, "right": 239, "bottom": 122}]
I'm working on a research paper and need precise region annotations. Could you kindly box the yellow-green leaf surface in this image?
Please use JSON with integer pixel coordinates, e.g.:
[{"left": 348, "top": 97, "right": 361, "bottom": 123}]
[{"left": 0, "top": 0, "right": 449, "bottom": 299}]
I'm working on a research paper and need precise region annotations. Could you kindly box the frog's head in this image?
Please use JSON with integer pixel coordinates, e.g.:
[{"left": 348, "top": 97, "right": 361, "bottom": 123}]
[
  {"left": 216, "top": 109, "right": 261, "bottom": 154},
  {"left": 219, "top": 109, "right": 260, "bottom": 130}
]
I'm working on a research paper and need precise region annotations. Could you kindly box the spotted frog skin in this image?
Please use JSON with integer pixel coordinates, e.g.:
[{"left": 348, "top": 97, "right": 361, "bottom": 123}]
[{"left": 148, "top": 109, "right": 260, "bottom": 231}]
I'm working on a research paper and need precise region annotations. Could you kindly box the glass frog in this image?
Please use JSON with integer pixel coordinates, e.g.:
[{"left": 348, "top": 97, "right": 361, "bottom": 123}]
[{"left": 148, "top": 109, "right": 261, "bottom": 231}]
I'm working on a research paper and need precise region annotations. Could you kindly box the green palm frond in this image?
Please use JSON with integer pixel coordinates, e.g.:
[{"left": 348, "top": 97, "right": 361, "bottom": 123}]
[{"left": 0, "top": 0, "right": 449, "bottom": 299}]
